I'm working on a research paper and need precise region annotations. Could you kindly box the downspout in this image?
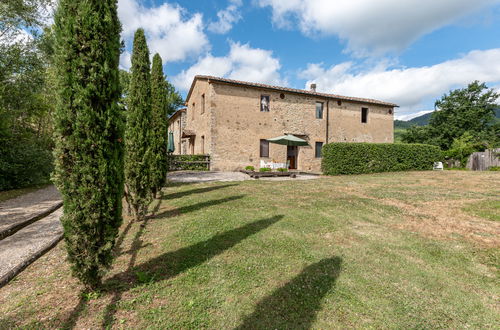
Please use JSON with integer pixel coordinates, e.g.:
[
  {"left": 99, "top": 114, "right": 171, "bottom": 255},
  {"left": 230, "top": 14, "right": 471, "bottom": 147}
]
[{"left": 326, "top": 99, "right": 329, "bottom": 143}]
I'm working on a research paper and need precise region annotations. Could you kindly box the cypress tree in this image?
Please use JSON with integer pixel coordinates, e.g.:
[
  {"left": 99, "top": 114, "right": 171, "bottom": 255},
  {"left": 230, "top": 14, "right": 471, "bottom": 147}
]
[
  {"left": 124, "top": 29, "right": 153, "bottom": 220},
  {"left": 53, "top": 0, "right": 124, "bottom": 289},
  {"left": 150, "top": 53, "right": 169, "bottom": 197}
]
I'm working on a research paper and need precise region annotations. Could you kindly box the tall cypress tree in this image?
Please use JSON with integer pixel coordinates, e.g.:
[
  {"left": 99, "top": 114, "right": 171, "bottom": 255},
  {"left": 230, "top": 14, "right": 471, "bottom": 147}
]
[
  {"left": 125, "top": 29, "right": 153, "bottom": 220},
  {"left": 150, "top": 53, "right": 168, "bottom": 197},
  {"left": 53, "top": 0, "right": 124, "bottom": 289}
]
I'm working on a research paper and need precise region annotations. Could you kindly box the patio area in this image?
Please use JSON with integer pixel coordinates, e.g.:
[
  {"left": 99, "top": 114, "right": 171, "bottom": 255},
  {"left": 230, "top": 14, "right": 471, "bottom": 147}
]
[{"left": 167, "top": 171, "right": 320, "bottom": 183}]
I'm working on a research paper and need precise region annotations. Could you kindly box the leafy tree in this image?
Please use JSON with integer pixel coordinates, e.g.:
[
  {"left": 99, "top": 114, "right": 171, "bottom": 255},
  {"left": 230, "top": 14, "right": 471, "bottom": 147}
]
[
  {"left": 0, "top": 3, "right": 56, "bottom": 190},
  {"left": 150, "top": 53, "right": 168, "bottom": 197},
  {"left": 0, "top": 0, "right": 54, "bottom": 43},
  {"left": 165, "top": 78, "right": 184, "bottom": 116},
  {"left": 402, "top": 81, "right": 499, "bottom": 150},
  {"left": 53, "top": 0, "right": 124, "bottom": 289},
  {"left": 445, "top": 132, "right": 484, "bottom": 167},
  {"left": 124, "top": 29, "right": 153, "bottom": 220}
]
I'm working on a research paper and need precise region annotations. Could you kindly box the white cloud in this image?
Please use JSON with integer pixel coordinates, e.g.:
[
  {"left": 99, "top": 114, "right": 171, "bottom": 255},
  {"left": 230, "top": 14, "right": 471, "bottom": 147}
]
[
  {"left": 397, "top": 110, "right": 433, "bottom": 121},
  {"left": 173, "top": 41, "right": 283, "bottom": 91},
  {"left": 258, "top": 0, "right": 500, "bottom": 55},
  {"left": 298, "top": 48, "right": 500, "bottom": 117},
  {"left": 118, "top": 0, "right": 209, "bottom": 63},
  {"left": 208, "top": 0, "right": 243, "bottom": 34},
  {"left": 119, "top": 51, "right": 132, "bottom": 71}
]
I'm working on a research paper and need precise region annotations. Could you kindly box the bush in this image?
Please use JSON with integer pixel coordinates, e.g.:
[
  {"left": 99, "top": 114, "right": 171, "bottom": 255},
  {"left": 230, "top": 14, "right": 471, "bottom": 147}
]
[
  {"left": 259, "top": 167, "right": 272, "bottom": 172},
  {"left": 0, "top": 137, "right": 53, "bottom": 191},
  {"left": 245, "top": 166, "right": 255, "bottom": 171},
  {"left": 167, "top": 154, "right": 209, "bottom": 171},
  {"left": 322, "top": 143, "right": 442, "bottom": 175},
  {"left": 277, "top": 168, "right": 288, "bottom": 172},
  {"left": 489, "top": 166, "right": 500, "bottom": 171}
]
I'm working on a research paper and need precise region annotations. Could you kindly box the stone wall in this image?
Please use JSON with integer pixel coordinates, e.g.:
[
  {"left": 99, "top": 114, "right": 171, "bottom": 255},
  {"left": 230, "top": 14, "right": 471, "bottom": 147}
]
[{"left": 176, "top": 79, "right": 394, "bottom": 172}]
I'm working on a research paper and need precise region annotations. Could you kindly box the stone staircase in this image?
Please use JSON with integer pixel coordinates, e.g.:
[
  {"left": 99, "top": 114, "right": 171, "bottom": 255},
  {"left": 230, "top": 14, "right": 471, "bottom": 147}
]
[{"left": 0, "top": 186, "right": 63, "bottom": 288}]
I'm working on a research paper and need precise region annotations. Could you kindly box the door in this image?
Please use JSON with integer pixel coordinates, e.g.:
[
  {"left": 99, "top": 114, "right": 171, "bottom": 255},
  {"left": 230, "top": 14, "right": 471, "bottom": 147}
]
[{"left": 287, "top": 146, "right": 298, "bottom": 169}]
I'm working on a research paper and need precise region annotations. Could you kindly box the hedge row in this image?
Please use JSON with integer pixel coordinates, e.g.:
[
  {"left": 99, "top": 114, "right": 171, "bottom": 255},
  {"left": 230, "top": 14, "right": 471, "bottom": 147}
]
[
  {"left": 167, "top": 154, "right": 209, "bottom": 171},
  {"left": 321, "top": 143, "right": 442, "bottom": 175}
]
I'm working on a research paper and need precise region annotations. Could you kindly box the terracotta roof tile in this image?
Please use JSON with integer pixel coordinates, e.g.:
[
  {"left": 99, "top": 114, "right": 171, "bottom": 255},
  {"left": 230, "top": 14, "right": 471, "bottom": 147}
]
[{"left": 188, "top": 75, "right": 398, "bottom": 107}]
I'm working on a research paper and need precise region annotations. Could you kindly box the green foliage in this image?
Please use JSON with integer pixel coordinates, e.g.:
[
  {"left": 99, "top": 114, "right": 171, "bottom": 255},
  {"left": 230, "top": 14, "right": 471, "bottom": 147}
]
[
  {"left": 489, "top": 166, "right": 500, "bottom": 171},
  {"left": 444, "top": 132, "right": 485, "bottom": 167},
  {"left": 53, "top": 0, "right": 124, "bottom": 289},
  {"left": 125, "top": 29, "right": 153, "bottom": 220},
  {"left": 401, "top": 82, "right": 499, "bottom": 149},
  {"left": 150, "top": 53, "right": 169, "bottom": 195},
  {"left": 259, "top": 168, "right": 272, "bottom": 172},
  {"left": 0, "top": 136, "right": 53, "bottom": 190},
  {"left": 0, "top": 23, "right": 56, "bottom": 190},
  {"left": 277, "top": 168, "right": 288, "bottom": 172},
  {"left": 322, "top": 143, "right": 442, "bottom": 175},
  {"left": 245, "top": 166, "right": 255, "bottom": 171},
  {"left": 167, "top": 155, "right": 209, "bottom": 171}
]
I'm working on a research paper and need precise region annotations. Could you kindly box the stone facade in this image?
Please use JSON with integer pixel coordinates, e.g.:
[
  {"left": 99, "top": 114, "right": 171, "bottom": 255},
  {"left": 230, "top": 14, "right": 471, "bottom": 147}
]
[{"left": 168, "top": 76, "right": 396, "bottom": 172}]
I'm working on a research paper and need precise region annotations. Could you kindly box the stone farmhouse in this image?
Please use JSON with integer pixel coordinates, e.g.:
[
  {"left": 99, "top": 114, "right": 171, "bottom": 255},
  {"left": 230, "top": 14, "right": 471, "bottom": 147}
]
[{"left": 168, "top": 75, "right": 397, "bottom": 172}]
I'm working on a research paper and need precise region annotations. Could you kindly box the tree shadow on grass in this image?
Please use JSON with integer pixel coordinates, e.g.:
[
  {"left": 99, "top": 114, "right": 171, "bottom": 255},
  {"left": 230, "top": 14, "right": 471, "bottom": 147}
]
[
  {"left": 236, "top": 256, "right": 342, "bottom": 330},
  {"left": 152, "top": 195, "right": 244, "bottom": 219},
  {"left": 101, "top": 214, "right": 284, "bottom": 328},
  {"left": 162, "top": 184, "right": 237, "bottom": 200}
]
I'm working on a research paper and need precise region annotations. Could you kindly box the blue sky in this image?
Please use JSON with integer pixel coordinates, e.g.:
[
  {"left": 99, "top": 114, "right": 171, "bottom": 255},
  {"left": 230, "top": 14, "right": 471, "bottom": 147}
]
[{"left": 117, "top": 0, "right": 500, "bottom": 119}]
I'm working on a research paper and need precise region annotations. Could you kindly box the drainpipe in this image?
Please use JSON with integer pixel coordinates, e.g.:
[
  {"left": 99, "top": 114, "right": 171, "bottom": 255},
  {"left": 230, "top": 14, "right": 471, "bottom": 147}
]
[{"left": 326, "top": 100, "right": 329, "bottom": 143}]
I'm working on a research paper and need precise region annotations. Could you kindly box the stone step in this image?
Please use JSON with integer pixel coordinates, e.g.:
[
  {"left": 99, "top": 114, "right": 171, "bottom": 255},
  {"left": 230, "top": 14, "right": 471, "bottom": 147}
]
[
  {"left": 0, "top": 186, "right": 62, "bottom": 240},
  {"left": 0, "top": 208, "right": 63, "bottom": 288}
]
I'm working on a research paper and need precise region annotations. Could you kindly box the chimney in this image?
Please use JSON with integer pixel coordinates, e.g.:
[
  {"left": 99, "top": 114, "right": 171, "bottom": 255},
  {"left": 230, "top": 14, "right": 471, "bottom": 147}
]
[{"left": 310, "top": 83, "right": 317, "bottom": 92}]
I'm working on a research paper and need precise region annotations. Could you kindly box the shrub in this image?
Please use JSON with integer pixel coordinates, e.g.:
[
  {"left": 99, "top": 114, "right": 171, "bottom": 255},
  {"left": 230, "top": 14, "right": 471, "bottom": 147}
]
[
  {"left": 277, "top": 168, "right": 288, "bottom": 172},
  {"left": 0, "top": 137, "right": 53, "bottom": 191},
  {"left": 489, "top": 166, "right": 500, "bottom": 171},
  {"left": 322, "top": 143, "right": 442, "bottom": 175},
  {"left": 259, "top": 167, "right": 272, "bottom": 172},
  {"left": 245, "top": 166, "right": 255, "bottom": 171}
]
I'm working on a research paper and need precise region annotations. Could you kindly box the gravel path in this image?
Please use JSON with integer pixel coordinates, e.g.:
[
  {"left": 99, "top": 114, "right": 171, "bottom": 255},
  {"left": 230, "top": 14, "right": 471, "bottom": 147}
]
[
  {"left": 0, "top": 208, "right": 63, "bottom": 287},
  {"left": 167, "top": 171, "right": 320, "bottom": 183},
  {"left": 0, "top": 185, "right": 62, "bottom": 239}
]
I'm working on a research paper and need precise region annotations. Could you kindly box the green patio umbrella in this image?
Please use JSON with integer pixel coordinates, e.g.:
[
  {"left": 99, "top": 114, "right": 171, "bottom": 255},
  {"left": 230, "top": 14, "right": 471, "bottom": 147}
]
[
  {"left": 167, "top": 131, "right": 175, "bottom": 153},
  {"left": 266, "top": 134, "right": 309, "bottom": 146}
]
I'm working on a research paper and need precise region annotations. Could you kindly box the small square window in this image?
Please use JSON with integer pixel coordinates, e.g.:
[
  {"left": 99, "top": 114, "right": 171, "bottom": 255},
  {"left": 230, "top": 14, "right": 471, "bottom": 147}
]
[
  {"left": 315, "top": 142, "right": 323, "bottom": 158},
  {"left": 260, "top": 95, "right": 270, "bottom": 112},
  {"left": 361, "top": 107, "right": 368, "bottom": 123},
  {"left": 260, "top": 139, "right": 269, "bottom": 157},
  {"left": 316, "top": 102, "right": 323, "bottom": 119}
]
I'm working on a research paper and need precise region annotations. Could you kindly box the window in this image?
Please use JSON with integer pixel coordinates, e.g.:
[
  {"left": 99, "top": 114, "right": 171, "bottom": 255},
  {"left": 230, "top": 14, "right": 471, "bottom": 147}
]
[
  {"left": 316, "top": 102, "right": 323, "bottom": 119},
  {"left": 260, "top": 95, "right": 270, "bottom": 112},
  {"left": 315, "top": 142, "right": 323, "bottom": 158},
  {"left": 192, "top": 102, "right": 195, "bottom": 119},
  {"left": 361, "top": 107, "right": 368, "bottom": 123},
  {"left": 260, "top": 139, "right": 269, "bottom": 157},
  {"left": 201, "top": 94, "right": 205, "bottom": 114},
  {"left": 201, "top": 135, "right": 205, "bottom": 154}
]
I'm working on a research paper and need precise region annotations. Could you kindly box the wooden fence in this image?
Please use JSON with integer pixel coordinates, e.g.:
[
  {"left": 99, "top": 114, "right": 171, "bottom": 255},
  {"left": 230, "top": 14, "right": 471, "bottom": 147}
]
[
  {"left": 466, "top": 148, "right": 500, "bottom": 171},
  {"left": 167, "top": 154, "right": 210, "bottom": 171}
]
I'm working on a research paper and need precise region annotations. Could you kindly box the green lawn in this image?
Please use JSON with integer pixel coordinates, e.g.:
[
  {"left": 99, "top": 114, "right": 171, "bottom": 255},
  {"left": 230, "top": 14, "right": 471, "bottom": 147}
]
[{"left": 0, "top": 171, "right": 499, "bottom": 329}]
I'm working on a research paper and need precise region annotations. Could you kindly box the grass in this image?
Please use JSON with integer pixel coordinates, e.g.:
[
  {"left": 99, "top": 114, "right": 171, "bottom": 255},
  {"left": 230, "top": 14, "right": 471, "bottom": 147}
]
[
  {"left": 0, "top": 171, "right": 499, "bottom": 329},
  {"left": 463, "top": 199, "right": 500, "bottom": 222}
]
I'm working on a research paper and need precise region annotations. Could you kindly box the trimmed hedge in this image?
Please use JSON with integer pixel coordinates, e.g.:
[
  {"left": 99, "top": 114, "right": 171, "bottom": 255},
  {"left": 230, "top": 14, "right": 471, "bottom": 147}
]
[
  {"left": 167, "top": 154, "right": 209, "bottom": 171},
  {"left": 322, "top": 143, "right": 442, "bottom": 175}
]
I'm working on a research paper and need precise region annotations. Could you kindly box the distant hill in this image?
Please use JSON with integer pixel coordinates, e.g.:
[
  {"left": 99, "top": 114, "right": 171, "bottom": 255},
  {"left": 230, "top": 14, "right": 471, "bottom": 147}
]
[
  {"left": 394, "top": 112, "right": 432, "bottom": 129},
  {"left": 395, "top": 108, "right": 500, "bottom": 130}
]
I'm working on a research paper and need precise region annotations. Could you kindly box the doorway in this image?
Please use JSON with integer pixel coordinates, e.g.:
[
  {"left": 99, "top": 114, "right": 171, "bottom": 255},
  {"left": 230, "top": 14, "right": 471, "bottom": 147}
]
[{"left": 287, "top": 146, "right": 298, "bottom": 169}]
